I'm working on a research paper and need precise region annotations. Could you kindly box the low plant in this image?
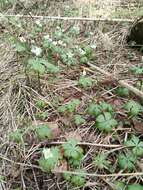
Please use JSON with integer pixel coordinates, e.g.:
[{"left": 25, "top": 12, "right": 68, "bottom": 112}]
[
  {"left": 62, "top": 139, "right": 84, "bottom": 167},
  {"left": 95, "top": 112, "right": 118, "bottom": 132},
  {"left": 58, "top": 99, "right": 80, "bottom": 114},
  {"left": 39, "top": 147, "right": 62, "bottom": 172},
  {"left": 74, "top": 115, "right": 85, "bottom": 125},
  {"left": 93, "top": 153, "right": 111, "bottom": 170},
  {"left": 88, "top": 101, "right": 113, "bottom": 117},
  {"left": 118, "top": 152, "right": 136, "bottom": 171},
  {"left": 36, "top": 124, "right": 52, "bottom": 140},
  {"left": 9, "top": 129, "right": 23, "bottom": 143},
  {"left": 63, "top": 169, "right": 86, "bottom": 187},
  {"left": 78, "top": 76, "right": 93, "bottom": 88},
  {"left": 116, "top": 87, "right": 129, "bottom": 97},
  {"left": 124, "top": 100, "right": 142, "bottom": 117},
  {"left": 125, "top": 135, "right": 143, "bottom": 156}
]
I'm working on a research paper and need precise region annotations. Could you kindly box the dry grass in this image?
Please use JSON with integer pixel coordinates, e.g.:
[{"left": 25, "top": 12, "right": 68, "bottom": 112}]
[{"left": 0, "top": 1, "right": 143, "bottom": 190}]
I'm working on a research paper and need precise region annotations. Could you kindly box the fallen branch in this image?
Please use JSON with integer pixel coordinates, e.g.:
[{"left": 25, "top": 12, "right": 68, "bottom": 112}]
[{"left": 87, "top": 62, "right": 143, "bottom": 99}]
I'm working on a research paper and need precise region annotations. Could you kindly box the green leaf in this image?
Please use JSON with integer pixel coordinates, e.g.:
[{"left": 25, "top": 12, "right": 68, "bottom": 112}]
[
  {"left": 39, "top": 147, "right": 61, "bottom": 172},
  {"left": 36, "top": 124, "right": 52, "bottom": 140},
  {"left": 28, "top": 58, "right": 45, "bottom": 74},
  {"left": 9, "top": 129, "right": 23, "bottom": 143},
  {"left": 95, "top": 112, "right": 118, "bottom": 132},
  {"left": 36, "top": 100, "right": 46, "bottom": 109},
  {"left": 118, "top": 153, "right": 136, "bottom": 171},
  {"left": 74, "top": 115, "right": 85, "bottom": 125},
  {"left": 58, "top": 99, "right": 80, "bottom": 113},
  {"left": 124, "top": 100, "right": 142, "bottom": 117},
  {"left": 127, "top": 184, "right": 143, "bottom": 190},
  {"left": 93, "top": 153, "right": 110, "bottom": 169},
  {"left": 14, "top": 42, "right": 28, "bottom": 52},
  {"left": 130, "top": 66, "right": 143, "bottom": 75},
  {"left": 80, "top": 56, "right": 88, "bottom": 64},
  {"left": 63, "top": 139, "right": 83, "bottom": 159},
  {"left": 116, "top": 87, "right": 129, "bottom": 97},
  {"left": 71, "top": 170, "right": 86, "bottom": 187},
  {"left": 114, "top": 181, "right": 126, "bottom": 190},
  {"left": 99, "top": 102, "right": 113, "bottom": 113},
  {"left": 78, "top": 76, "right": 93, "bottom": 88},
  {"left": 125, "top": 135, "right": 143, "bottom": 156},
  {"left": 88, "top": 103, "right": 101, "bottom": 116}
]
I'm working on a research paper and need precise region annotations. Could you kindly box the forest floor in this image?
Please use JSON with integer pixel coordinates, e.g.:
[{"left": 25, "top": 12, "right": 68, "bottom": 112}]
[{"left": 0, "top": 1, "right": 143, "bottom": 190}]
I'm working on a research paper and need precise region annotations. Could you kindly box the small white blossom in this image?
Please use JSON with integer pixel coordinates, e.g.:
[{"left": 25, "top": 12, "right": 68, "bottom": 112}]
[
  {"left": 52, "top": 41, "right": 58, "bottom": 46},
  {"left": 35, "top": 19, "right": 43, "bottom": 27},
  {"left": 90, "top": 44, "right": 97, "bottom": 49},
  {"left": 79, "top": 48, "right": 86, "bottom": 55},
  {"left": 31, "top": 46, "right": 42, "bottom": 56},
  {"left": 67, "top": 52, "right": 74, "bottom": 58},
  {"left": 44, "top": 34, "right": 50, "bottom": 40},
  {"left": 43, "top": 148, "right": 53, "bottom": 159},
  {"left": 19, "top": 36, "right": 26, "bottom": 42},
  {"left": 58, "top": 40, "right": 63, "bottom": 45}
]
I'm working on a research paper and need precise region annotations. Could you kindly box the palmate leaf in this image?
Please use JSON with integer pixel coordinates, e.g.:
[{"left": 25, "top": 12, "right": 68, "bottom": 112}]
[
  {"left": 95, "top": 112, "right": 118, "bottom": 132},
  {"left": 28, "top": 58, "right": 45, "bottom": 74},
  {"left": 118, "top": 153, "right": 136, "bottom": 171},
  {"left": 36, "top": 124, "right": 52, "bottom": 140},
  {"left": 125, "top": 135, "right": 143, "bottom": 156},
  {"left": 39, "top": 147, "right": 61, "bottom": 172},
  {"left": 93, "top": 153, "right": 111, "bottom": 169},
  {"left": 74, "top": 115, "right": 85, "bottom": 125},
  {"left": 124, "top": 100, "right": 142, "bottom": 117},
  {"left": 63, "top": 139, "right": 83, "bottom": 159}
]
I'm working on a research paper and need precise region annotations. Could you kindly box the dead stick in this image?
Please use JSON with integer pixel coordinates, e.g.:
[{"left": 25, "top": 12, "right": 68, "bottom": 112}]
[{"left": 87, "top": 62, "right": 143, "bottom": 99}]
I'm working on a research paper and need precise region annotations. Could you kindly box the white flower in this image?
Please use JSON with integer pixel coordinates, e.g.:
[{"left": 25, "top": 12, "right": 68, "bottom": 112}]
[
  {"left": 67, "top": 52, "right": 74, "bottom": 58},
  {"left": 43, "top": 148, "right": 53, "bottom": 159},
  {"left": 44, "top": 34, "right": 50, "bottom": 40},
  {"left": 52, "top": 41, "right": 57, "bottom": 46},
  {"left": 90, "top": 44, "right": 97, "bottom": 49},
  {"left": 79, "top": 48, "right": 86, "bottom": 55},
  {"left": 35, "top": 19, "right": 43, "bottom": 27},
  {"left": 31, "top": 46, "right": 42, "bottom": 56},
  {"left": 58, "top": 40, "right": 63, "bottom": 45},
  {"left": 19, "top": 36, "right": 26, "bottom": 42}
]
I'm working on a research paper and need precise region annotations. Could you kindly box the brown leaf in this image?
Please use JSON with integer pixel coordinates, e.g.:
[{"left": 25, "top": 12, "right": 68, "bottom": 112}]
[{"left": 133, "top": 119, "right": 143, "bottom": 133}]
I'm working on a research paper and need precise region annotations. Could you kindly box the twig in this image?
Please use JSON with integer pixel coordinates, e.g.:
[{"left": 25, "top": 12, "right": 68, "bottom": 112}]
[
  {"left": 87, "top": 62, "right": 143, "bottom": 99},
  {"left": 0, "top": 14, "right": 134, "bottom": 22},
  {"left": 53, "top": 170, "right": 143, "bottom": 177},
  {"left": 46, "top": 141, "right": 123, "bottom": 148}
]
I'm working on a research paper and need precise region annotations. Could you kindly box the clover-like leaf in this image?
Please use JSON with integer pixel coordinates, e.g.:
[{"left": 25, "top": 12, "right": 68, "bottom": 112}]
[
  {"left": 87, "top": 103, "right": 101, "bottom": 116},
  {"left": 63, "top": 139, "right": 83, "bottom": 159},
  {"left": 95, "top": 112, "right": 118, "bottom": 132},
  {"left": 124, "top": 100, "right": 142, "bottom": 117},
  {"left": 93, "top": 153, "right": 111, "bottom": 169},
  {"left": 118, "top": 153, "right": 136, "bottom": 171},
  {"left": 58, "top": 99, "right": 80, "bottom": 113},
  {"left": 71, "top": 170, "right": 86, "bottom": 187},
  {"left": 125, "top": 135, "right": 143, "bottom": 156},
  {"left": 39, "top": 147, "right": 61, "bottom": 172},
  {"left": 74, "top": 115, "right": 85, "bottom": 125},
  {"left": 36, "top": 124, "right": 52, "bottom": 140}
]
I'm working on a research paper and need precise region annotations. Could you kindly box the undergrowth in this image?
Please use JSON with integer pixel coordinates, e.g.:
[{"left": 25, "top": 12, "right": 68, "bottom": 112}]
[{"left": 0, "top": 5, "right": 143, "bottom": 190}]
